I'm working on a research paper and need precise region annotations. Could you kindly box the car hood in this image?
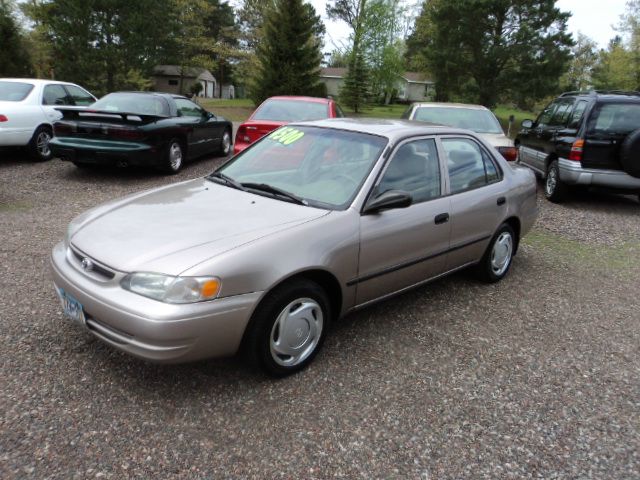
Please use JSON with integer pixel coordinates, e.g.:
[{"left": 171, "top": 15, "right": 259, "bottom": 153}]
[{"left": 70, "top": 178, "right": 328, "bottom": 275}]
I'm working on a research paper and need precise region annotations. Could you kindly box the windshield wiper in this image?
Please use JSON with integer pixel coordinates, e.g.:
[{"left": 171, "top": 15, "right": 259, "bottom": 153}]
[
  {"left": 241, "top": 182, "right": 308, "bottom": 205},
  {"left": 206, "top": 172, "right": 246, "bottom": 191}
]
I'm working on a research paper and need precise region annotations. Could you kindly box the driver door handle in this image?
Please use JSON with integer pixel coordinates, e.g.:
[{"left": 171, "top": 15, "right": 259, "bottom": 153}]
[{"left": 434, "top": 213, "right": 449, "bottom": 225}]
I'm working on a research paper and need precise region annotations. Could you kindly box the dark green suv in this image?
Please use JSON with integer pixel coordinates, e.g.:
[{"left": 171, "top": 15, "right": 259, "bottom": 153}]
[{"left": 516, "top": 91, "right": 640, "bottom": 203}]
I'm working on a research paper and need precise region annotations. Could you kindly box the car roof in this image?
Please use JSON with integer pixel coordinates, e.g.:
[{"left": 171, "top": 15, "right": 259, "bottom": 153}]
[
  {"left": 410, "top": 102, "right": 490, "bottom": 111},
  {"left": 0, "top": 78, "right": 78, "bottom": 86},
  {"left": 264, "top": 96, "right": 331, "bottom": 104},
  {"left": 291, "top": 118, "right": 471, "bottom": 141}
]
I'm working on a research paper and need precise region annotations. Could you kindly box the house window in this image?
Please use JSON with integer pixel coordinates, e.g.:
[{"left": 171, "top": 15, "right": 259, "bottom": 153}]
[{"left": 168, "top": 79, "right": 178, "bottom": 86}]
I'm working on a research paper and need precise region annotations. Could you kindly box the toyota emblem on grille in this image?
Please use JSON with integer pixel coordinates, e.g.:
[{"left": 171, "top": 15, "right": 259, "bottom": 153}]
[{"left": 81, "top": 257, "right": 94, "bottom": 271}]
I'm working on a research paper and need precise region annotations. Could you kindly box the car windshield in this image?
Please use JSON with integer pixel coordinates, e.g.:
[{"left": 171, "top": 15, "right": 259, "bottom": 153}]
[
  {"left": 0, "top": 82, "right": 34, "bottom": 101},
  {"left": 414, "top": 107, "right": 503, "bottom": 134},
  {"left": 92, "top": 93, "right": 169, "bottom": 116},
  {"left": 587, "top": 102, "right": 640, "bottom": 135},
  {"left": 252, "top": 99, "right": 330, "bottom": 122},
  {"left": 215, "top": 126, "right": 387, "bottom": 209}
]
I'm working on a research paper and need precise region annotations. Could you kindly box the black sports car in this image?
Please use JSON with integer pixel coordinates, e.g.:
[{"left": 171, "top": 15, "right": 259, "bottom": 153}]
[{"left": 49, "top": 92, "right": 233, "bottom": 173}]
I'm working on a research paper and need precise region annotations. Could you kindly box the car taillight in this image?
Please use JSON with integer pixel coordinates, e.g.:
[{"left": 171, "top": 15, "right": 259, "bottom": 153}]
[
  {"left": 111, "top": 128, "right": 145, "bottom": 140},
  {"left": 568, "top": 139, "right": 584, "bottom": 162},
  {"left": 235, "top": 126, "right": 251, "bottom": 144},
  {"left": 0, "top": 115, "right": 8, "bottom": 122},
  {"left": 497, "top": 146, "right": 518, "bottom": 162},
  {"left": 54, "top": 122, "right": 75, "bottom": 136}
]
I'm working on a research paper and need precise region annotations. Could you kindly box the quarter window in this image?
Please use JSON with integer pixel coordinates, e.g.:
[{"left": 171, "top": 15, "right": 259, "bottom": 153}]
[
  {"left": 42, "top": 84, "right": 70, "bottom": 106},
  {"left": 376, "top": 139, "right": 441, "bottom": 203},
  {"left": 442, "top": 138, "right": 501, "bottom": 194}
]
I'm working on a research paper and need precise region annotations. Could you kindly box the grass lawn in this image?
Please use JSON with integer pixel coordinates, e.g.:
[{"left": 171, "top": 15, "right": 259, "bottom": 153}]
[
  {"left": 343, "top": 104, "right": 409, "bottom": 119},
  {"left": 199, "top": 98, "right": 255, "bottom": 122},
  {"left": 493, "top": 105, "right": 535, "bottom": 138}
]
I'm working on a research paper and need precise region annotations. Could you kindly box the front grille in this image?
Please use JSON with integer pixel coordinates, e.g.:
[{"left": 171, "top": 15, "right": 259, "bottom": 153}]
[{"left": 70, "top": 247, "right": 116, "bottom": 280}]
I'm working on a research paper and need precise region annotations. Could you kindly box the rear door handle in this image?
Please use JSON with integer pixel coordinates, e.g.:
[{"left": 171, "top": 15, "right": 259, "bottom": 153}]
[
  {"left": 497, "top": 197, "right": 506, "bottom": 206},
  {"left": 434, "top": 213, "right": 449, "bottom": 225}
]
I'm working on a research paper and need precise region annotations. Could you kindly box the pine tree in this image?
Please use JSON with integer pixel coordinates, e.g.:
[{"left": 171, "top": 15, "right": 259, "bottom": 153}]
[
  {"left": 340, "top": 45, "right": 370, "bottom": 112},
  {"left": 0, "top": 0, "right": 32, "bottom": 77},
  {"left": 250, "top": 0, "right": 325, "bottom": 104}
]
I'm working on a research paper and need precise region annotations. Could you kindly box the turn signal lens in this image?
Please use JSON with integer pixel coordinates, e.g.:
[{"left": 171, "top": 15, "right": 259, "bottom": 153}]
[
  {"left": 568, "top": 139, "right": 584, "bottom": 162},
  {"left": 201, "top": 279, "right": 221, "bottom": 299}
]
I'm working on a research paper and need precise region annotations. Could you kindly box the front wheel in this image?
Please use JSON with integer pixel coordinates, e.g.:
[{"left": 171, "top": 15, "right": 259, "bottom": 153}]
[
  {"left": 29, "top": 126, "right": 53, "bottom": 161},
  {"left": 475, "top": 223, "right": 516, "bottom": 283},
  {"left": 244, "top": 279, "right": 331, "bottom": 377},
  {"left": 544, "top": 160, "right": 568, "bottom": 203}
]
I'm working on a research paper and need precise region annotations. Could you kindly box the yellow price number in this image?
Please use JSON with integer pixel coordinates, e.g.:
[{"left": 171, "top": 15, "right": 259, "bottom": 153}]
[{"left": 268, "top": 127, "right": 305, "bottom": 146}]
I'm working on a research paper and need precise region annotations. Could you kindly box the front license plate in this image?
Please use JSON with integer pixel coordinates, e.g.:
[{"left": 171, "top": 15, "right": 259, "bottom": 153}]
[{"left": 56, "top": 286, "right": 86, "bottom": 325}]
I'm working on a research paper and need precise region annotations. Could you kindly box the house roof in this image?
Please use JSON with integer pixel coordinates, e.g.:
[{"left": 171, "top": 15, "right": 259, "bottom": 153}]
[
  {"left": 153, "top": 65, "right": 216, "bottom": 82},
  {"left": 320, "top": 67, "right": 433, "bottom": 84},
  {"left": 401, "top": 72, "right": 433, "bottom": 84},
  {"left": 320, "top": 67, "right": 348, "bottom": 78}
]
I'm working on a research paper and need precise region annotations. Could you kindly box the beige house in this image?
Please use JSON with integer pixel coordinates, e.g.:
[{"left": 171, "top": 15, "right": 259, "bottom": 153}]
[
  {"left": 152, "top": 65, "right": 217, "bottom": 98},
  {"left": 319, "top": 68, "right": 435, "bottom": 102}
]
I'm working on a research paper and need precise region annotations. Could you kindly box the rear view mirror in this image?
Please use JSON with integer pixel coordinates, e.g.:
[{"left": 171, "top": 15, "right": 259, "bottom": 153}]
[
  {"left": 521, "top": 119, "right": 534, "bottom": 129},
  {"left": 363, "top": 190, "right": 412, "bottom": 214}
]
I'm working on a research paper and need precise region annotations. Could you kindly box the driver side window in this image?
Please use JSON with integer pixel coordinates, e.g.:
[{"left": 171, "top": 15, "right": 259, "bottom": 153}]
[
  {"left": 175, "top": 98, "right": 205, "bottom": 117},
  {"left": 376, "top": 139, "right": 441, "bottom": 203}
]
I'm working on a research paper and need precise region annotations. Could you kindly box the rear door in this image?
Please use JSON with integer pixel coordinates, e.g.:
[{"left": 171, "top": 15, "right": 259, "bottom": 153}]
[
  {"left": 519, "top": 100, "right": 558, "bottom": 173},
  {"left": 439, "top": 136, "right": 509, "bottom": 269},
  {"left": 356, "top": 137, "right": 451, "bottom": 305},
  {"left": 41, "top": 83, "right": 74, "bottom": 124}
]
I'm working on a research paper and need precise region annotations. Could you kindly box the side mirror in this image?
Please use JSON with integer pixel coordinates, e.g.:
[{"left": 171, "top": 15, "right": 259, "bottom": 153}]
[
  {"left": 205, "top": 111, "right": 215, "bottom": 120},
  {"left": 363, "top": 190, "right": 412, "bottom": 214},
  {"left": 521, "top": 119, "right": 534, "bottom": 129}
]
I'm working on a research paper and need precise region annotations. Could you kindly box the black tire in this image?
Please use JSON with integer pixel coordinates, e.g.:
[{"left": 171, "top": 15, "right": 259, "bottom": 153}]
[
  {"left": 244, "top": 279, "right": 331, "bottom": 377},
  {"left": 620, "top": 128, "right": 640, "bottom": 178},
  {"left": 544, "top": 160, "right": 569, "bottom": 203},
  {"left": 163, "top": 139, "right": 184, "bottom": 174},
  {"left": 475, "top": 223, "right": 516, "bottom": 283},
  {"left": 28, "top": 126, "right": 53, "bottom": 161},
  {"left": 217, "top": 128, "right": 232, "bottom": 157}
]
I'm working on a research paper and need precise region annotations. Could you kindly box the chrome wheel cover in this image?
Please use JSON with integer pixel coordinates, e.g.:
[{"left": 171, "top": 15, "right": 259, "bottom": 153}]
[
  {"left": 545, "top": 166, "right": 557, "bottom": 196},
  {"left": 221, "top": 131, "right": 231, "bottom": 155},
  {"left": 37, "top": 131, "right": 52, "bottom": 158},
  {"left": 169, "top": 142, "right": 182, "bottom": 171},
  {"left": 270, "top": 297, "right": 323, "bottom": 367},
  {"left": 491, "top": 231, "right": 513, "bottom": 276}
]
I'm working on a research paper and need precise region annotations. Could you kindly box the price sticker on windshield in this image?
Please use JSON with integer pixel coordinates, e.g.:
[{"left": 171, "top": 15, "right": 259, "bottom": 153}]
[{"left": 268, "top": 127, "right": 305, "bottom": 145}]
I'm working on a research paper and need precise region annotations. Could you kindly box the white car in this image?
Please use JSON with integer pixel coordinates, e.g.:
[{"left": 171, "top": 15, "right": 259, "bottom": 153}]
[
  {"left": 0, "top": 79, "right": 96, "bottom": 161},
  {"left": 402, "top": 102, "right": 518, "bottom": 161}
]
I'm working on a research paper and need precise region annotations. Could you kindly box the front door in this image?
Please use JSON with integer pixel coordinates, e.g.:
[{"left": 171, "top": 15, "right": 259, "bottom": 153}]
[{"left": 356, "top": 138, "right": 451, "bottom": 306}]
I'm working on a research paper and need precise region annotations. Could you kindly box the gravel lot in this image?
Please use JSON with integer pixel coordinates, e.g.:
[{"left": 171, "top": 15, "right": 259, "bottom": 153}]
[{"left": 1, "top": 150, "right": 639, "bottom": 479}]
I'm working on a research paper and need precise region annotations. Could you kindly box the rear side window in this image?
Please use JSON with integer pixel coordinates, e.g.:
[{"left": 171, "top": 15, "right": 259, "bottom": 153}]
[
  {"left": 0, "top": 81, "right": 34, "bottom": 101},
  {"left": 568, "top": 100, "right": 589, "bottom": 128},
  {"left": 335, "top": 104, "right": 345, "bottom": 118},
  {"left": 442, "top": 138, "right": 501, "bottom": 194},
  {"left": 549, "top": 100, "right": 574, "bottom": 126},
  {"left": 64, "top": 85, "right": 94, "bottom": 106},
  {"left": 587, "top": 102, "right": 640, "bottom": 134},
  {"left": 42, "top": 84, "right": 71, "bottom": 106}
]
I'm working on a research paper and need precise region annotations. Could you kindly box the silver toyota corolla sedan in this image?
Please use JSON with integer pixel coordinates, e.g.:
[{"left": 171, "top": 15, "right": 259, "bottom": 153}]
[{"left": 51, "top": 119, "right": 537, "bottom": 376}]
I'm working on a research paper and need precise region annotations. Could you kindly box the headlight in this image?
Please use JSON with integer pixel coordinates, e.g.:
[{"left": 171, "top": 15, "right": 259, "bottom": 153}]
[{"left": 120, "top": 273, "right": 221, "bottom": 304}]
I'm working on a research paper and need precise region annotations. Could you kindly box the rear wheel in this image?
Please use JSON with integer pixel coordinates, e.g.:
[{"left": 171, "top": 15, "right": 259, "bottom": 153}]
[
  {"left": 475, "top": 223, "right": 515, "bottom": 283},
  {"left": 29, "top": 126, "right": 53, "bottom": 161},
  {"left": 544, "top": 160, "right": 568, "bottom": 203},
  {"left": 163, "top": 139, "right": 184, "bottom": 174},
  {"left": 244, "top": 279, "right": 330, "bottom": 377}
]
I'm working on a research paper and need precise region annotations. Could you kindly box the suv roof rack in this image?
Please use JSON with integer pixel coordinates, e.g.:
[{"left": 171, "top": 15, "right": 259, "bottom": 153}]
[{"left": 559, "top": 90, "right": 640, "bottom": 97}]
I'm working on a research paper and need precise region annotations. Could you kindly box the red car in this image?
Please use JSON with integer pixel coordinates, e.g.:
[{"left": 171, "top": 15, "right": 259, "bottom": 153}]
[{"left": 234, "top": 96, "right": 344, "bottom": 154}]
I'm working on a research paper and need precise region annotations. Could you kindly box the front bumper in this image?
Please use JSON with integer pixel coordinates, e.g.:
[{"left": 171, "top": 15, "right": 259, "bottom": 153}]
[
  {"left": 558, "top": 158, "right": 640, "bottom": 190},
  {"left": 50, "top": 137, "right": 159, "bottom": 166},
  {"left": 50, "top": 241, "right": 262, "bottom": 363}
]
